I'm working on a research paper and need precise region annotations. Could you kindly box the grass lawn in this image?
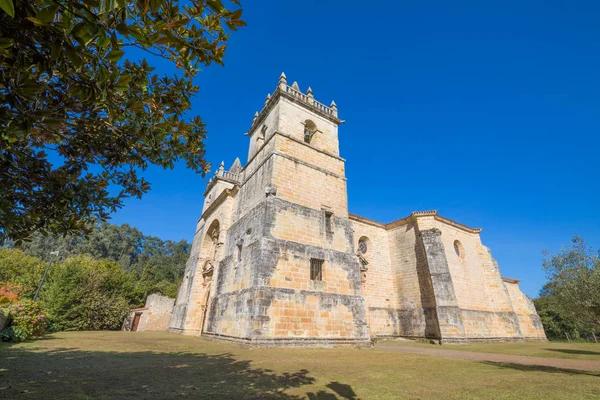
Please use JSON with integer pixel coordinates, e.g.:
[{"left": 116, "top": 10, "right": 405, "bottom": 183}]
[
  {"left": 0, "top": 332, "right": 598, "bottom": 399},
  {"left": 379, "top": 339, "right": 600, "bottom": 360}
]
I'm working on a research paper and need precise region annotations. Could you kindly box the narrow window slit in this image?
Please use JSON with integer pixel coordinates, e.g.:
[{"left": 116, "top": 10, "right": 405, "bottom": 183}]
[{"left": 310, "top": 258, "right": 324, "bottom": 281}]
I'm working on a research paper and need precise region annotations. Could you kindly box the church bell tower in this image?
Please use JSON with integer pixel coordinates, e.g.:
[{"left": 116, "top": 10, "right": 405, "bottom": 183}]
[{"left": 170, "top": 73, "right": 369, "bottom": 345}]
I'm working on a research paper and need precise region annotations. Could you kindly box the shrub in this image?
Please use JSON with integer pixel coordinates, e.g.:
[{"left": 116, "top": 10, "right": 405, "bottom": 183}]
[
  {"left": 6, "top": 300, "right": 47, "bottom": 340},
  {"left": 1, "top": 326, "right": 28, "bottom": 342},
  {"left": 40, "top": 256, "right": 137, "bottom": 331},
  {"left": 0, "top": 249, "right": 44, "bottom": 294},
  {"left": 0, "top": 282, "right": 28, "bottom": 305}
]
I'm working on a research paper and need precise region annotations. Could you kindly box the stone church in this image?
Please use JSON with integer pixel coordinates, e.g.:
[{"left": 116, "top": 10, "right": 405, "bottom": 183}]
[{"left": 169, "top": 73, "right": 546, "bottom": 345}]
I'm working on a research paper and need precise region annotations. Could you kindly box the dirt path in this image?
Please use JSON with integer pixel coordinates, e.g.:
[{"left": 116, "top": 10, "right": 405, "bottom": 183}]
[{"left": 377, "top": 344, "right": 600, "bottom": 372}]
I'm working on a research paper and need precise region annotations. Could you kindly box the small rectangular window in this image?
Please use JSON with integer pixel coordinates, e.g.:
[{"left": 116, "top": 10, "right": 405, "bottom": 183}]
[
  {"left": 310, "top": 258, "right": 324, "bottom": 281},
  {"left": 324, "top": 212, "right": 333, "bottom": 233}
]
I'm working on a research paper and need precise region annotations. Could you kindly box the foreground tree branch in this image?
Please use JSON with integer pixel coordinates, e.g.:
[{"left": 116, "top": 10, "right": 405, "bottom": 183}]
[{"left": 0, "top": 0, "right": 245, "bottom": 243}]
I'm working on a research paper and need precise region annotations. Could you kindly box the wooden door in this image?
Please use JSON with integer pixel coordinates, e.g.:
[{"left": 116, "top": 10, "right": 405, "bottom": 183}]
[{"left": 132, "top": 313, "right": 141, "bottom": 331}]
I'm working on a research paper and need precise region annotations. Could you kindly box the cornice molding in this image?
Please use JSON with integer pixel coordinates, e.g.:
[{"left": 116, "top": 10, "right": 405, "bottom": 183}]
[{"left": 349, "top": 210, "right": 482, "bottom": 234}]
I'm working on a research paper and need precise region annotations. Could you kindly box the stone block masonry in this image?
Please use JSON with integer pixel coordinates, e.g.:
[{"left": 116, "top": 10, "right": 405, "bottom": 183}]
[{"left": 168, "top": 73, "right": 547, "bottom": 345}]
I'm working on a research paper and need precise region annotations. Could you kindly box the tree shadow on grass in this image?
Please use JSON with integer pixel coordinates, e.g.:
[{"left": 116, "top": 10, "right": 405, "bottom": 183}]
[
  {"left": 0, "top": 343, "right": 358, "bottom": 399},
  {"left": 546, "top": 348, "right": 600, "bottom": 356},
  {"left": 306, "top": 381, "right": 359, "bottom": 399},
  {"left": 479, "top": 362, "right": 600, "bottom": 377}
]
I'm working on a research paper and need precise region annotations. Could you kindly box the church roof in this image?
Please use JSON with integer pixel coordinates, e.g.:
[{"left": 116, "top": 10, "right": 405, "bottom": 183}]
[{"left": 349, "top": 210, "right": 482, "bottom": 234}]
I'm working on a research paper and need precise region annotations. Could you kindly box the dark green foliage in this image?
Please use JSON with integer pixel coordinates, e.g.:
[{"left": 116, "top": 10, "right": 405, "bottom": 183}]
[
  {"left": 534, "top": 295, "right": 583, "bottom": 340},
  {"left": 0, "top": 0, "right": 245, "bottom": 243},
  {"left": 537, "top": 236, "right": 600, "bottom": 340},
  {"left": 0, "top": 326, "right": 28, "bottom": 342},
  {"left": 40, "top": 255, "right": 135, "bottom": 330},
  {"left": 17, "top": 221, "right": 189, "bottom": 299}
]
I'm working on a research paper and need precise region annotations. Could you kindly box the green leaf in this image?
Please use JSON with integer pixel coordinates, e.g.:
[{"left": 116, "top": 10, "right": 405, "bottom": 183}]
[
  {"left": 97, "top": 33, "right": 110, "bottom": 51},
  {"left": 149, "top": 0, "right": 163, "bottom": 13},
  {"left": 66, "top": 47, "right": 83, "bottom": 69},
  {"left": 26, "top": 17, "right": 46, "bottom": 26},
  {"left": 82, "top": 0, "right": 100, "bottom": 7},
  {"left": 0, "top": 0, "right": 14, "bottom": 18},
  {"left": 114, "top": 74, "right": 132, "bottom": 91},
  {"left": 36, "top": 4, "right": 59, "bottom": 24},
  {"left": 106, "top": 49, "right": 124, "bottom": 62},
  {"left": 0, "top": 38, "right": 13, "bottom": 49}
]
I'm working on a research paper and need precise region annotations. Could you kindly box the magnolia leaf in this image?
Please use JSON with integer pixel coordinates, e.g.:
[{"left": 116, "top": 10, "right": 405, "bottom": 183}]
[
  {"left": 0, "top": 0, "right": 14, "bottom": 18},
  {"left": 0, "top": 38, "right": 13, "bottom": 49},
  {"left": 26, "top": 17, "right": 47, "bottom": 26},
  {"left": 114, "top": 74, "right": 132, "bottom": 91},
  {"left": 36, "top": 4, "right": 59, "bottom": 24},
  {"left": 65, "top": 47, "right": 83, "bottom": 69},
  {"left": 106, "top": 49, "right": 124, "bottom": 62}
]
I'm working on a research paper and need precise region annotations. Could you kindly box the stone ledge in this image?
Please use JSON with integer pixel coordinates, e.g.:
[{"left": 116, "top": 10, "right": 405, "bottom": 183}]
[
  {"left": 440, "top": 336, "right": 548, "bottom": 345},
  {"left": 202, "top": 332, "right": 372, "bottom": 348}
]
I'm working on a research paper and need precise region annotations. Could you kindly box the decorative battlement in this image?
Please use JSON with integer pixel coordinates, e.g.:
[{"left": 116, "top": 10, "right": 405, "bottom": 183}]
[
  {"left": 250, "top": 72, "right": 340, "bottom": 131},
  {"left": 205, "top": 160, "right": 242, "bottom": 195}
]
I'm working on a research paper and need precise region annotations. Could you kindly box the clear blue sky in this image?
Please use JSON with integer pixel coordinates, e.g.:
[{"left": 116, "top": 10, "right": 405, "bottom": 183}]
[{"left": 111, "top": 0, "right": 600, "bottom": 298}]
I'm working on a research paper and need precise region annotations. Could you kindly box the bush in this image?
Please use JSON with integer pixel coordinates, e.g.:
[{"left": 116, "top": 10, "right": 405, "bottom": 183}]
[
  {"left": 0, "top": 249, "right": 44, "bottom": 294},
  {"left": 6, "top": 300, "right": 48, "bottom": 340},
  {"left": 0, "top": 282, "right": 28, "bottom": 305},
  {"left": 40, "top": 256, "right": 137, "bottom": 331},
  {"left": 0, "top": 300, "right": 47, "bottom": 341},
  {"left": 1, "top": 326, "right": 28, "bottom": 342}
]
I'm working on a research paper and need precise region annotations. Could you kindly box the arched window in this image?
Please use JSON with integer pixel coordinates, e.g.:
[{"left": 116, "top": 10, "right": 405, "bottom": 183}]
[
  {"left": 358, "top": 236, "right": 371, "bottom": 255},
  {"left": 454, "top": 240, "right": 465, "bottom": 261},
  {"left": 303, "top": 119, "right": 317, "bottom": 144}
]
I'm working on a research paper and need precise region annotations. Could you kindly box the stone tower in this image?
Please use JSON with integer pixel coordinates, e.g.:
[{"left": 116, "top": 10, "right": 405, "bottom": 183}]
[{"left": 169, "top": 73, "right": 370, "bottom": 345}]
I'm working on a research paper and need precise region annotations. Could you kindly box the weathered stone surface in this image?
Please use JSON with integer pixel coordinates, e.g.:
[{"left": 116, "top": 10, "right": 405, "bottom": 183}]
[
  {"left": 123, "top": 293, "right": 175, "bottom": 332},
  {"left": 169, "top": 75, "right": 547, "bottom": 345}
]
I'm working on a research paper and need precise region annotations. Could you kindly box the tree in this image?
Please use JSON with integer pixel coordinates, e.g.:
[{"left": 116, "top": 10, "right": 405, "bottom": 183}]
[
  {"left": 534, "top": 294, "right": 582, "bottom": 340},
  {"left": 16, "top": 221, "right": 189, "bottom": 297},
  {"left": 0, "top": 0, "right": 245, "bottom": 243},
  {"left": 40, "top": 255, "right": 137, "bottom": 330},
  {"left": 542, "top": 236, "right": 600, "bottom": 335}
]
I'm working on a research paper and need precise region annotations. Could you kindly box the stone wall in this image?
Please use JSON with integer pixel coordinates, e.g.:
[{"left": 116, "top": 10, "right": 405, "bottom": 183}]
[
  {"left": 124, "top": 293, "right": 175, "bottom": 332},
  {"left": 350, "top": 216, "right": 396, "bottom": 336},
  {"left": 275, "top": 97, "right": 340, "bottom": 157},
  {"left": 204, "top": 197, "right": 369, "bottom": 345}
]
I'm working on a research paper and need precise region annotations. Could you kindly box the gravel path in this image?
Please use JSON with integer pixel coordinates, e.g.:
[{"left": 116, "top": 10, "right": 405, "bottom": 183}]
[{"left": 377, "top": 344, "right": 600, "bottom": 372}]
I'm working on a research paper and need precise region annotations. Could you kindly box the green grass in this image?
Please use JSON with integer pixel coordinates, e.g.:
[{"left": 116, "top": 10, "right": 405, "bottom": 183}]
[
  {"left": 379, "top": 339, "right": 600, "bottom": 360},
  {"left": 0, "top": 332, "right": 598, "bottom": 399}
]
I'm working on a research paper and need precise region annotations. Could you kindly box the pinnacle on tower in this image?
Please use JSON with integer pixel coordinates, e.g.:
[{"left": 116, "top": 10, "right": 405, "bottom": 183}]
[
  {"left": 291, "top": 81, "right": 300, "bottom": 91},
  {"left": 307, "top": 87, "right": 314, "bottom": 104},
  {"left": 264, "top": 93, "right": 271, "bottom": 107},
  {"left": 252, "top": 111, "right": 259, "bottom": 125},
  {"left": 278, "top": 72, "right": 287, "bottom": 91},
  {"left": 230, "top": 157, "right": 242, "bottom": 174},
  {"left": 330, "top": 100, "right": 338, "bottom": 117}
]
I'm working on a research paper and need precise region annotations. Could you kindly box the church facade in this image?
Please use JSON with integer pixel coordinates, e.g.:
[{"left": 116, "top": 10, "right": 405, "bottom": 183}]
[{"left": 169, "top": 74, "right": 546, "bottom": 345}]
